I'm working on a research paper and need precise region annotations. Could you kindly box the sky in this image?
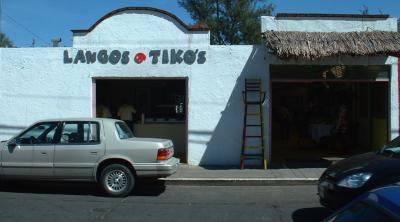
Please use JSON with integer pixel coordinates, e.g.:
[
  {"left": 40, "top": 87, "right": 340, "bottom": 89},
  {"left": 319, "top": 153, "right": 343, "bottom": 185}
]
[{"left": 1, "top": 0, "right": 400, "bottom": 47}]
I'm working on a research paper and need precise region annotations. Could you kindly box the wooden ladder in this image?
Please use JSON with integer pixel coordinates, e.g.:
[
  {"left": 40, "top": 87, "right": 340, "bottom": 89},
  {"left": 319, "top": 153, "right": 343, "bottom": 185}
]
[{"left": 240, "top": 78, "right": 267, "bottom": 170}]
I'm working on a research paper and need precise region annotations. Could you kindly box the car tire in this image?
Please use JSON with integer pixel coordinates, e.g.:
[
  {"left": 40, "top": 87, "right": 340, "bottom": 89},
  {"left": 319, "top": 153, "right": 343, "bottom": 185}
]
[{"left": 100, "top": 164, "right": 135, "bottom": 197}]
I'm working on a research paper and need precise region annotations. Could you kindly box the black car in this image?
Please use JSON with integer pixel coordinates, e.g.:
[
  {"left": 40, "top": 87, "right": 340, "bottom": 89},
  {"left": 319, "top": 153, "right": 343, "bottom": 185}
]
[{"left": 318, "top": 136, "right": 400, "bottom": 210}]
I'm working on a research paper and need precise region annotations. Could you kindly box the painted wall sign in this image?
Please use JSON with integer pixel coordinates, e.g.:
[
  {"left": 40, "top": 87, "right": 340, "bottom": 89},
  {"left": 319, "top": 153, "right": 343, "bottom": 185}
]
[{"left": 63, "top": 49, "right": 206, "bottom": 65}]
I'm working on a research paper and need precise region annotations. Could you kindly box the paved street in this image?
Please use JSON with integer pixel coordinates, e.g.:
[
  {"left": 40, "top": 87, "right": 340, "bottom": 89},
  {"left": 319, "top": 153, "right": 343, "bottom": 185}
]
[{"left": 0, "top": 181, "right": 331, "bottom": 222}]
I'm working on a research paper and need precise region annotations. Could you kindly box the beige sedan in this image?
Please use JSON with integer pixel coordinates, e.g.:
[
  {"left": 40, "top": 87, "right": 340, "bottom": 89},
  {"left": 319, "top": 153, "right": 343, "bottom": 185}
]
[{"left": 0, "top": 118, "right": 179, "bottom": 197}]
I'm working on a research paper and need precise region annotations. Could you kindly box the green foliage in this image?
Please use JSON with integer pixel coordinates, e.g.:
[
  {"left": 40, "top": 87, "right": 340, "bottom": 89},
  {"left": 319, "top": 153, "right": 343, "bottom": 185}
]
[
  {"left": 360, "top": 5, "right": 369, "bottom": 15},
  {"left": 178, "top": 0, "right": 275, "bottom": 45},
  {"left": 0, "top": 32, "right": 15, "bottom": 48}
]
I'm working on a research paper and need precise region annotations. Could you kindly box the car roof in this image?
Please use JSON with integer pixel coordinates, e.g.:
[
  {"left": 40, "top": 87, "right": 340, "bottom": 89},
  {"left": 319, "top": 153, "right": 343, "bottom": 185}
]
[
  {"left": 366, "top": 185, "right": 400, "bottom": 215},
  {"left": 36, "top": 118, "right": 121, "bottom": 123}
]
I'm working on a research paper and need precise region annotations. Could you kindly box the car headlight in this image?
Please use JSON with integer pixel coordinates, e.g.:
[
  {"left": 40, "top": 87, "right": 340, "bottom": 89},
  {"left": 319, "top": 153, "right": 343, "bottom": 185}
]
[{"left": 337, "top": 173, "right": 372, "bottom": 188}]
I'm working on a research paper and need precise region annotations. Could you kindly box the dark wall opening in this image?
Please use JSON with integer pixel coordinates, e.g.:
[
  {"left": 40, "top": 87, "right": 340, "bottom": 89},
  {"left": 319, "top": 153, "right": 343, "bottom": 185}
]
[
  {"left": 95, "top": 78, "right": 188, "bottom": 162},
  {"left": 270, "top": 65, "right": 390, "bottom": 164}
]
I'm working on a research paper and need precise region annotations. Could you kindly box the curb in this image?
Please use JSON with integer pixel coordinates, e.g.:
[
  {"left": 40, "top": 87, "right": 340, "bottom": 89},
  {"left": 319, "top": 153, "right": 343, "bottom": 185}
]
[{"left": 159, "top": 178, "right": 319, "bottom": 186}]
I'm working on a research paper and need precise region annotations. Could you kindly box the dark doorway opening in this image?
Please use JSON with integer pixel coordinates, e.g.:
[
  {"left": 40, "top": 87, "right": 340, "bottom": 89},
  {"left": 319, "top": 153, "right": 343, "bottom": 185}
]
[
  {"left": 270, "top": 65, "right": 390, "bottom": 165},
  {"left": 94, "top": 78, "right": 188, "bottom": 162}
]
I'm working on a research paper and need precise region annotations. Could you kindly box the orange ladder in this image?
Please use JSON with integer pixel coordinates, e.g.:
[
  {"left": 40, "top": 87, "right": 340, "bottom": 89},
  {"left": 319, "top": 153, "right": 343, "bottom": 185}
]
[{"left": 240, "top": 78, "right": 267, "bottom": 169}]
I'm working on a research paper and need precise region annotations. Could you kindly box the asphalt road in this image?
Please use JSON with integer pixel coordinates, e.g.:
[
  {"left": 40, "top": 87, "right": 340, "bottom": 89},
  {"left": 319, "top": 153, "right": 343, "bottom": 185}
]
[{"left": 0, "top": 181, "right": 331, "bottom": 222}]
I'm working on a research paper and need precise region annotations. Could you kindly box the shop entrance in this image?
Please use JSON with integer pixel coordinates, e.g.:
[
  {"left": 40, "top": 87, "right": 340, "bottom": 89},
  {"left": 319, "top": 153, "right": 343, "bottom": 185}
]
[
  {"left": 94, "top": 78, "right": 188, "bottom": 162},
  {"left": 270, "top": 65, "right": 390, "bottom": 165}
]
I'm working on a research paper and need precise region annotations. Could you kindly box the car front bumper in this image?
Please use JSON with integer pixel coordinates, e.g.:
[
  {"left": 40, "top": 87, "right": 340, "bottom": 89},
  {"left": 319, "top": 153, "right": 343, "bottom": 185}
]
[
  {"left": 318, "top": 179, "right": 362, "bottom": 210},
  {"left": 134, "top": 157, "right": 180, "bottom": 178}
]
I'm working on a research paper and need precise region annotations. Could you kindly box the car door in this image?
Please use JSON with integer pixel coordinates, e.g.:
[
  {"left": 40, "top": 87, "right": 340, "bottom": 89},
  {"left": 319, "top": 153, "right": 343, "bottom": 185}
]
[
  {"left": 54, "top": 121, "right": 104, "bottom": 179},
  {"left": 1, "top": 122, "right": 57, "bottom": 177},
  {"left": 31, "top": 122, "right": 60, "bottom": 178},
  {"left": 1, "top": 142, "right": 33, "bottom": 177}
]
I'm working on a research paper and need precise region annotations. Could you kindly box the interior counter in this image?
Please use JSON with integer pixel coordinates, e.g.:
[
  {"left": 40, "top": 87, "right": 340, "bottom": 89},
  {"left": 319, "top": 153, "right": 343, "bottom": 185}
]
[{"left": 134, "top": 123, "right": 186, "bottom": 161}]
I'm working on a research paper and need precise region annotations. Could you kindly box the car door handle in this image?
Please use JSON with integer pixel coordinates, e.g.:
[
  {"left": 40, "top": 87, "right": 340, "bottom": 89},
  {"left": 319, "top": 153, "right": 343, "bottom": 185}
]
[
  {"left": 41, "top": 152, "right": 47, "bottom": 154},
  {"left": 90, "top": 151, "right": 98, "bottom": 155}
]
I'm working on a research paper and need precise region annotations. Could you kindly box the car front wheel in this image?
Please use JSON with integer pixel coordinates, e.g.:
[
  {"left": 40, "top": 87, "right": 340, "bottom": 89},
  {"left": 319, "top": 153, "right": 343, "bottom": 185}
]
[{"left": 100, "top": 164, "right": 135, "bottom": 197}]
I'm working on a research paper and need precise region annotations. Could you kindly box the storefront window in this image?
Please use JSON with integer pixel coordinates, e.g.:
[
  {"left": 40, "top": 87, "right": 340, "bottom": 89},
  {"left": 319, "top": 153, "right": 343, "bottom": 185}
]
[{"left": 96, "top": 79, "right": 186, "bottom": 123}]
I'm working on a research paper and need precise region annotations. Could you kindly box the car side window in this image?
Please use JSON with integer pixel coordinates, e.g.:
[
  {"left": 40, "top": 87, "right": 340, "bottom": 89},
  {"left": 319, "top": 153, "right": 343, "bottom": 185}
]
[
  {"left": 16, "top": 122, "right": 59, "bottom": 145},
  {"left": 115, "top": 122, "right": 134, "bottom": 139},
  {"left": 84, "top": 123, "right": 99, "bottom": 143},
  {"left": 329, "top": 201, "right": 396, "bottom": 222},
  {"left": 60, "top": 122, "right": 99, "bottom": 144}
]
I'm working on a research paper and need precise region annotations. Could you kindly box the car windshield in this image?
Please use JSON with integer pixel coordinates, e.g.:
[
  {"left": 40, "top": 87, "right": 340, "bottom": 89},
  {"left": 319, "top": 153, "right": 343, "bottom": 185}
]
[
  {"left": 382, "top": 136, "right": 400, "bottom": 155},
  {"left": 115, "top": 122, "right": 134, "bottom": 139},
  {"left": 17, "top": 122, "right": 58, "bottom": 144}
]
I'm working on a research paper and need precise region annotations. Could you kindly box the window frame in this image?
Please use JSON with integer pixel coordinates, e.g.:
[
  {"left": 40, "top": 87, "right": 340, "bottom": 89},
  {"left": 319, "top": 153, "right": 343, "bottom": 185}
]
[
  {"left": 15, "top": 121, "right": 61, "bottom": 146},
  {"left": 58, "top": 121, "right": 101, "bottom": 145},
  {"left": 115, "top": 121, "right": 134, "bottom": 140}
]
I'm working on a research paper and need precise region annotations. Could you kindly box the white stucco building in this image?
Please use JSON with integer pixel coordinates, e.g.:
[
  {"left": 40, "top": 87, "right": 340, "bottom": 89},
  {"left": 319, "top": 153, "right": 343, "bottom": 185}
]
[{"left": 1, "top": 8, "right": 399, "bottom": 167}]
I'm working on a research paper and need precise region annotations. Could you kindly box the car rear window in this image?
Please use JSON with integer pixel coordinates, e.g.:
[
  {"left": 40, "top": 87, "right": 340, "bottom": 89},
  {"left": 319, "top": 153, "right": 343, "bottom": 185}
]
[{"left": 115, "top": 122, "right": 134, "bottom": 139}]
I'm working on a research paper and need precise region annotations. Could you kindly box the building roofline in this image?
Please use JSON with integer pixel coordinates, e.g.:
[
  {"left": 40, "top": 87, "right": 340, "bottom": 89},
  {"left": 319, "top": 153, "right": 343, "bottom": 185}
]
[
  {"left": 275, "top": 13, "right": 390, "bottom": 19},
  {"left": 71, "top": 7, "right": 209, "bottom": 34},
  {"left": 262, "top": 31, "right": 400, "bottom": 60}
]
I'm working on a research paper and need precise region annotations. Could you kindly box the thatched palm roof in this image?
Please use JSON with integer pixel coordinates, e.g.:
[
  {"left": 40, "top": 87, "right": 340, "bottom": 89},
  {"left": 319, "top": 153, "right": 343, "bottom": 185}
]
[{"left": 262, "top": 31, "right": 400, "bottom": 60}]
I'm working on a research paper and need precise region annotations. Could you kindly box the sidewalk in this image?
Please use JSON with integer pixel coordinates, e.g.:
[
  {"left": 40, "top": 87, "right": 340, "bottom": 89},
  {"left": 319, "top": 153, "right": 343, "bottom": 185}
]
[{"left": 160, "top": 164, "right": 326, "bottom": 186}]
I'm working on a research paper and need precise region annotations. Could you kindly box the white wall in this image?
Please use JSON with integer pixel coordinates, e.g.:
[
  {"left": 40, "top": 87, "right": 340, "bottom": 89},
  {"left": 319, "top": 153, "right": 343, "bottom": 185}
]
[
  {"left": 188, "top": 45, "right": 267, "bottom": 165},
  {"left": 261, "top": 16, "right": 398, "bottom": 32},
  {"left": 0, "top": 48, "right": 93, "bottom": 139},
  {"left": 1, "top": 8, "right": 266, "bottom": 166},
  {"left": 73, "top": 9, "right": 209, "bottom": 47},
  {"left": 0, "top": 44, "right": 267, "bottom": 166},
  {"left": 390, "top": 57, "right": 399, "bottom": 139}
]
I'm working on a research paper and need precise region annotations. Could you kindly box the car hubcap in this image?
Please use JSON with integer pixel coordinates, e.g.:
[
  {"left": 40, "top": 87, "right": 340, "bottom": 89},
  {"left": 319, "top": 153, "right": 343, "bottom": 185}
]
[{"left": 105, "top": 170, "right": 128, "bottom": 192}]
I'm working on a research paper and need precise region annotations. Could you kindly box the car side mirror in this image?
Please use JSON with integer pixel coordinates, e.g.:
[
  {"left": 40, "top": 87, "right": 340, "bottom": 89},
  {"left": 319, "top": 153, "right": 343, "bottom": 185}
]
[{"left": 7, "top": 139, "right": 17, "bottom": 148}]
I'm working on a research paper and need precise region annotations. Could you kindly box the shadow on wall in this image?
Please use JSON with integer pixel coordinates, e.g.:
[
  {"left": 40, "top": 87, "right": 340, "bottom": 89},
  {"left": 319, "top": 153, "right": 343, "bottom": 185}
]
[
  {"left": 198, "top": 45, "right": 267, "bottom": 166},
  {"left": 0, "top": 124, "right": 26, "bottom": 139}
]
